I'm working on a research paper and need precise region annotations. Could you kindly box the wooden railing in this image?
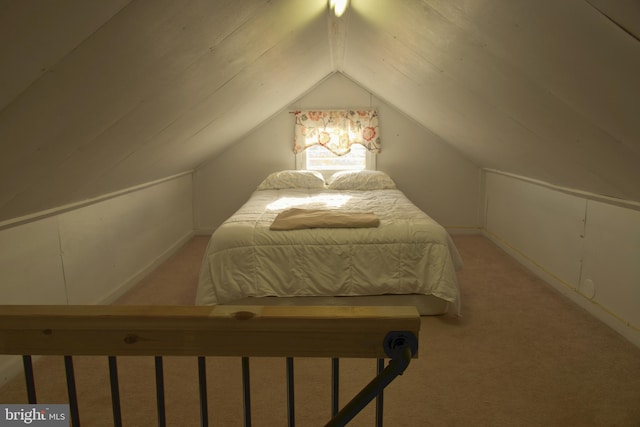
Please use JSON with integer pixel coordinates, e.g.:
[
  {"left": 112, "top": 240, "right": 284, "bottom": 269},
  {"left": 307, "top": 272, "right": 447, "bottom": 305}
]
[{"left": 0, "top": 305, "right": 420, "bottom": 426}]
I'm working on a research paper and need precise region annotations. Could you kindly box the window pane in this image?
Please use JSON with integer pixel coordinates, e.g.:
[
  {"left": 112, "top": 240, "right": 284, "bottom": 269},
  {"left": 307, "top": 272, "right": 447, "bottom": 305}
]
[{"left": 305, "top": 144, "right": 366, "bottom": 170}]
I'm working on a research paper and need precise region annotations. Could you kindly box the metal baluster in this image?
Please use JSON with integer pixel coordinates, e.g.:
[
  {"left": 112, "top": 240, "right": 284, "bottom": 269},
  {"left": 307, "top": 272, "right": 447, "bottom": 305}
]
[
  {"left": 241, "top": 357, "right": 252, "bottom": 427},
  {"left": 22, "top": 355, "right": 37, "bottom": 404},
  {"left": 108, "top": 356, "right": 122, "bottom": 427},
  {"left": 326, "top": 332, "right": 418, "bottom": 427},
  {"left": 198, "top": 357, "right": 209, "bottom": 427},
  {"left": 286, "top": 357, "right": 295, "bottom": 427},
  {"left": 331, "top": 358, "right": 339, "bottom": 418},
  {"left": 64, "top": 356, "right": 80, "bottom": 427},
  {"left": 375, "top": 358, "right": 384, "bottom": 427},
  {"left": 155, "top": 356, "right": 166, "bottom": 427}
]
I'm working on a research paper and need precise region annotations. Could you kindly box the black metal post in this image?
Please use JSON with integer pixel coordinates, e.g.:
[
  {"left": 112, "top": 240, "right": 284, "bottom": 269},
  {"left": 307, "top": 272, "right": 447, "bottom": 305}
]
[
  {"left": 286, "top": 357, "right": 295, "bottom": 427},
  {"left": 154, "top": 356, "right": 166, "bottom": 427},
  {"left": 242, "top": 357, "right": 252, "bottom": 427},
  {"left": 376, "top": 358, "right": 384, "bottom": 427},
  {"left": 198, "top": 356, "right": 209, "bottom": 427},
  {"left": 64, "top": 356, "right": 80, "bottom": 427},
  {"left": 331, "top": 358, "right": 339, "bottom": 418},
  {"left": 108, "top": 356, "right": 122, "bottom": 427},
  {"left": 22, "top": 355, "right": 37, "bottom": 404}
]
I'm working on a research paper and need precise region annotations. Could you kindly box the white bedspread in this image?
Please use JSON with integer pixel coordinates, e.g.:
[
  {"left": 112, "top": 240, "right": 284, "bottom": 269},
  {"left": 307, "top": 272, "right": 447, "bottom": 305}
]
[{"left": 196, "top": 188, "right": 464, "bottom": 313}]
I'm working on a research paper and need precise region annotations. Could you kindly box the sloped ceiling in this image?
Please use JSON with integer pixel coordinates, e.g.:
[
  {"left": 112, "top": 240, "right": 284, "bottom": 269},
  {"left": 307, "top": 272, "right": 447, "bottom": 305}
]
[{"left": 1, "top": 0, "right": 639, "bottom": 223}]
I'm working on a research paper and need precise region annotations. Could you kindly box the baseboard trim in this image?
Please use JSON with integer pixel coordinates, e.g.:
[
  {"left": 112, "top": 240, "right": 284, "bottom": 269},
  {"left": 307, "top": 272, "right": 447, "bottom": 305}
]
[
  {"left": 194, "top": 228, "right": 214, "bottom": 236},
  {"left": 445, "top": 226, "right": 483, "bottom": 235},
  {"left": 482, "top": 229, "right": 640, "bottom": 349},
  {"left": 95, "top": 231, "right": 195, "bottom": 305}
]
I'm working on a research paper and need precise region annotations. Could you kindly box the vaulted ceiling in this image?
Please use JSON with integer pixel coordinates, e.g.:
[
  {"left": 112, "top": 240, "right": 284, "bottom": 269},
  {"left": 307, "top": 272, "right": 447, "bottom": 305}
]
[{"left": 1, "top": 0, "right": 639, "bottom": 223}]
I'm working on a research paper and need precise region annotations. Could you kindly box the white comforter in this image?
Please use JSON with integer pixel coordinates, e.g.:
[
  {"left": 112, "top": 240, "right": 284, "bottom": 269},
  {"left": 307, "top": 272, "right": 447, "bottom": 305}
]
[{"left": 196, "top": 188, "right": 464, "bottom": 312}]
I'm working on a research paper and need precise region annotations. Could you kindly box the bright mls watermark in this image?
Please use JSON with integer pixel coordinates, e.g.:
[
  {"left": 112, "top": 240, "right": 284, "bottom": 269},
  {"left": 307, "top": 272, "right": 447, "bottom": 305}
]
[{"left": 0, "top": 405, "right": 69, "bottom": 426}]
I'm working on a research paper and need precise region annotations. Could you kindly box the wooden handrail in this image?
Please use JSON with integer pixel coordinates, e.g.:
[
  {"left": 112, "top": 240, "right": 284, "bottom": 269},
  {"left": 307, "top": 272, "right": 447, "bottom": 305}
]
[{"left": 0, "top": 305, "right": 420, "bottom": 358}]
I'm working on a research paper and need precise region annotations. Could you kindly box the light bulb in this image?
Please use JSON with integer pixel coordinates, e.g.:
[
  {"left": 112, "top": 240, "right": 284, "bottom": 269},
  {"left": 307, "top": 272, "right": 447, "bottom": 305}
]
[{"left": 330, "top": 0, "right": 349, "bottom": 17}]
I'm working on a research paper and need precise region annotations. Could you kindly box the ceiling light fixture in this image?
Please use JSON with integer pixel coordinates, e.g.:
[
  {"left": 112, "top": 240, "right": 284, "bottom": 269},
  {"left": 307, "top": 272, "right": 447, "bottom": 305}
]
[{"left": 329, "top": 0, "right": 349, "bottom": 17}]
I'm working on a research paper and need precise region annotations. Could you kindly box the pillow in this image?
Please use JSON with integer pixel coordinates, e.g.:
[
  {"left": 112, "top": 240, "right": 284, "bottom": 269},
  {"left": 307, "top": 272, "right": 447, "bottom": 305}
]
[
  {"left": 327, "top": 170, "right": 396, "bottom": 190},
  {"left": 257, "top": 170, "right": 326, "bottom": 190}
]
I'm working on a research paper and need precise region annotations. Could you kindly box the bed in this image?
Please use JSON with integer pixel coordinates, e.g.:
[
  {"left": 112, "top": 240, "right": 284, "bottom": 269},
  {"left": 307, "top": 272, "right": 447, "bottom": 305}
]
[{"left": 196, "top": 170, "right": 464, "bottom": 315}]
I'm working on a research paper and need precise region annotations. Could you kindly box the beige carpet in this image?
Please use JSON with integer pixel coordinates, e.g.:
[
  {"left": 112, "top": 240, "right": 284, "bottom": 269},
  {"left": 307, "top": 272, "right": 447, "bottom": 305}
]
[{"left": 1, "top": 235, "right": 639, "bottom": 426}]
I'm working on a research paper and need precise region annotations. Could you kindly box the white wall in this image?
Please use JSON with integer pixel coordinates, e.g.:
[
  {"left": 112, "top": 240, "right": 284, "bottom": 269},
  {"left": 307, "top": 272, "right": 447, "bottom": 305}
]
[
  {"left": 484, "top": 170, "right": 640, "bottom": 347},
  {"left": 0, "top": 173, "right": 194, "bottom": 305},
  {"left": 194, "top": 73, "right": 482, "bottom": 233}
]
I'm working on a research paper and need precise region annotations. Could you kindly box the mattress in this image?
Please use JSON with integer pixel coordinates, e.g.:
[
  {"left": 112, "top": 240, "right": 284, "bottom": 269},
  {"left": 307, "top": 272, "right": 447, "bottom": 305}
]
[{"left": 196, "top": 187, "right": 464, "bottom": 314}]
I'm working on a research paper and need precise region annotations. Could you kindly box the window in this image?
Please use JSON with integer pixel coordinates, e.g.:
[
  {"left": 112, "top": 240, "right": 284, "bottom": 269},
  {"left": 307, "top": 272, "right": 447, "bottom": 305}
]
[
  {"left": 292, "top": 109, "right": 380, "bottom": 175},
  {"left": 296, "top": 143, "right": 376, "bottom": 174}
]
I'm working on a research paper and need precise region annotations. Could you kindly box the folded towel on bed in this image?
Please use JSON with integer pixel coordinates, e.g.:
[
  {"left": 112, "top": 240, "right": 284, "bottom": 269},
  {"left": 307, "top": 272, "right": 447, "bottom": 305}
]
[{"left": 270, "top": 208, "right": 380, "bottom": 230}]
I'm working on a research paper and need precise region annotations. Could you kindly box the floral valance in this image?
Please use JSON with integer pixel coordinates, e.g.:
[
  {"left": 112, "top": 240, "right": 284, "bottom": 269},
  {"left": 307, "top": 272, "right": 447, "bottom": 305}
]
[{"left": 292, "top": 109, "right": 381, "bottom": 156}]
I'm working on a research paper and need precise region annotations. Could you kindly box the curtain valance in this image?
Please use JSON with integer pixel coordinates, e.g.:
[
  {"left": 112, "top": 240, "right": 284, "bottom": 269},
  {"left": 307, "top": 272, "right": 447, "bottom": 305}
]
[{"left": 292, "top": 109, "right": 381, "bottom": 156}]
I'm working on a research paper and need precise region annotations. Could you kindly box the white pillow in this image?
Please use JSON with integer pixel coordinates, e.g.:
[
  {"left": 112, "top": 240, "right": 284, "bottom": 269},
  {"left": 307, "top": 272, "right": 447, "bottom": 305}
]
[
  {"left": 327, "top": 170, "right": 396, "bottom": 190},
  {"left": 257, "top": 170, "right": 326, "bottom": 190}
]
